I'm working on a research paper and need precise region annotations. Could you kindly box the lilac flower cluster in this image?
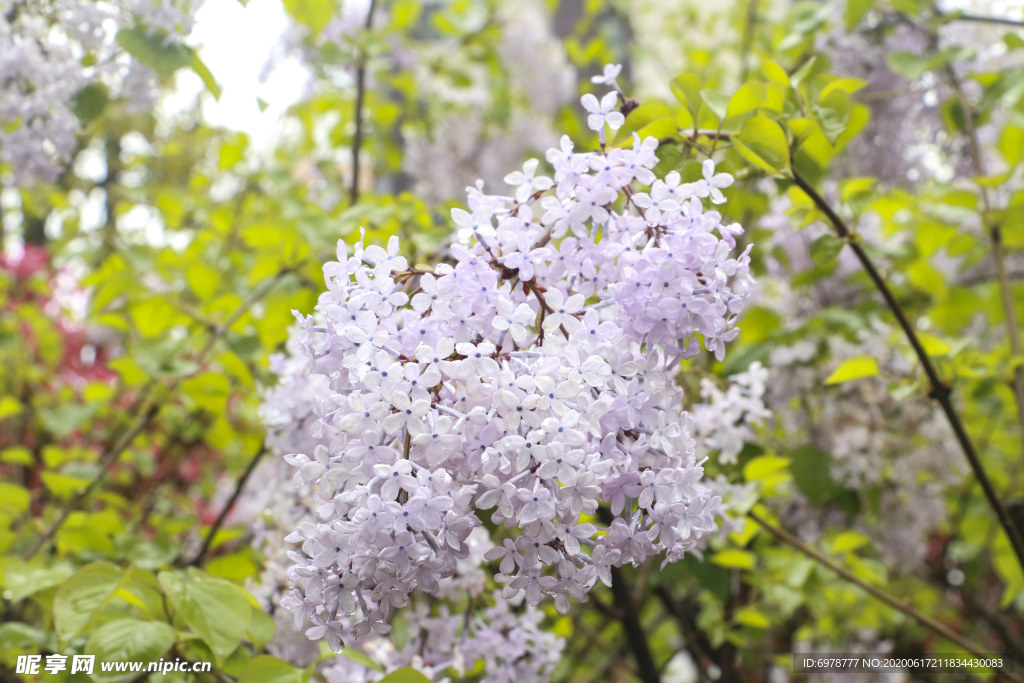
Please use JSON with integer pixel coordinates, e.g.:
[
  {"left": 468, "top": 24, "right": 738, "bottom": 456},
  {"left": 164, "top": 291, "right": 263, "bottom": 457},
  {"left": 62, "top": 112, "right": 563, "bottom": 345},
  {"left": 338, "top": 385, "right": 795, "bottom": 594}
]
[
  {"left": 278, "top": 77, "right": 755, "bottom": 650},
  {"left": 258, "top": 338, "right": 567, "bottom": 683},
  {"left": 0, "top": 0, "right": 200, "bottom": 185}
]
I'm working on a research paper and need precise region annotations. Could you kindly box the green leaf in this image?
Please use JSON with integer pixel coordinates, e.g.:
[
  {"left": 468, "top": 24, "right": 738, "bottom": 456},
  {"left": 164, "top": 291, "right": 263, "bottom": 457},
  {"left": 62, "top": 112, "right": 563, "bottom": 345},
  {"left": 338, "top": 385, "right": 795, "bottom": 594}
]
[
  {"left": 790, "top": 56, "right": 818, "bottom": 89},
  {"left": 999, "top": 124, "right": 1024, "bottom": 163},
  {"left": 761, "top": 59, "right": 789, "bottom": 86},
  {"left": 669, "top": 73, "right": 703, "bottom": 116},
  {"left": 85, "top": 620, "right": 175, "bottom": 683},
  {"left": 238, "top": 656, "right": 307, "bottom": 683},
  {"left": 918, "top": 332, "right": 952, "bottom": 356},
  {"left": 0, "top": 622, "right": 50, "bottom": 649},
  {"left": 206, "top": 552, "right": 259, "bottom": 582},
  {"left": 739, "top": 306, "right": 781, "bottom": 345},
  {"left": 188, "top": 263, "right": 220, "bottom": 300},
  {"left": 820, "top": 78, "right": 869, "bottom": 100},
  {"left": 158, "top": 571, "right": 253, "bottom": 663},
  {"left": 247, "top": 609, "right": 277, "bottom": 651},
  {"left": 220, "top": 133, "right": 250, "bottom": 168},
  {"left": 3, "top": 560, "right": 74, "bottom": 602},
  {"left": 839, "top": 177, "right": 877, "bottom": 201},
  {"left": 54, "top": 562, "right": 124, "bottom": 645},
  {"left": 831, "top": 530, "right": 871, "bottom": 553},
  {"left": 710, "top": 549, "right": 756, "bottom": 570},
  {"left": 181, "top": 372, "right": 231, "bottom": 414},
  {"left": 1, "top": 446, "right": 33, "bottom": 466},
  {"left": 37, "top": 403, "right": 98, "bottom": 438},
  {"left": 281, "top": 0, "right": 336, "bottom": 35},
  {"left": 378, "top": 668, "right": 433, "bottom": 683},
  {"left": 790, "top": 445, "right": 833, "bottom": 506},
  {"left": 681, "top": 554, "right": 730, "bottom": 603},
  {"left": 835, "top": 103, "right": 871, "bottom": 152},
  {"left": 0, "top": 395, "right": 22, "bottom": 418},
  {"left": 0, "top": 482, "right": 30, "bottom": 516},
  {"left": 727, "top": 81, "right": 768, "bottom": 119},
  {"left": 733, "top": 606, "right": 771, "bottom": 629},
  {"left": 72, "top": 85, "right": 109, "bottom": 123},
  {"left": 109, "top": 357, "right": 148, "bottom": 386},
  {"left": 116, "top": 28, "right": 192, "bottom": 81},
  {"left": 131, "top": 297, "right": 179, "bottom": 337},
  {"left": 810, "top": 234, "right": 846, "bottom": 265},
  {"left": 699, "top": 89, "right": 730, "bottom": 123},
  {"left": 390, "top": 0, "right": 422, "bottom": 29},
  {"left": 41, "top": 471, "right": 92, "bottom": 498},
  {"left": 743, "top": 454, "right": 790, "bottom": 482},
  {"left": 614, "top": 102, "right": 673, "bottom": 143},
  {"left": 813, "top": 89, "right": 852, "bottom": 143},
  {"left": 886, "top": 48, "right": 972, "bottom": 81},
  {"left": 824, "top": 355, "right": 880, "bottom": 384},
  {"left": 886, "top": 51, "right": 930, "bottom": 80},
  {"left": 190, "top": 51, "right": 222, "bottom": 100},
  {"left": 906, "top": 259, "right": 948, "bottom": 300},
  {"left": 993, "top": 529, "right": 1024, "bottom": 607},
  {"left": 846, "top": 0, "right": 874, "bottom": 29},
  {"left": 634, "top": 117, "right": 679, "bottom": 143},
  {"left": 733, "top": 116, "right": 792, "bottom": 177}
]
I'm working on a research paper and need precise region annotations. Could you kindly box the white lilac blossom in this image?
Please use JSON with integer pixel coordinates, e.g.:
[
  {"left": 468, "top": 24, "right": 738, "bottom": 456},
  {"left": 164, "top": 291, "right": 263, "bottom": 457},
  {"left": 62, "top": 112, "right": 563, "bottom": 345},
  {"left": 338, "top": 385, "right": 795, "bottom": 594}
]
[
  {"left": 767, "top": 327, "right": 963, "bottom": 571},
  {"left": 0, "top": 0, "right": 201, "bottom": 185},
  {"left": 274, "top": 76, "right": 755, "bottom": 653},
  {"left": 755, "top": 196, "right": 964, "bottom": 571},
  {"left": 258, "top": 330, "right": 567, "bottom": 682},
  {"left": 691, "top": 361, "right": 771, "bottom": 466}
]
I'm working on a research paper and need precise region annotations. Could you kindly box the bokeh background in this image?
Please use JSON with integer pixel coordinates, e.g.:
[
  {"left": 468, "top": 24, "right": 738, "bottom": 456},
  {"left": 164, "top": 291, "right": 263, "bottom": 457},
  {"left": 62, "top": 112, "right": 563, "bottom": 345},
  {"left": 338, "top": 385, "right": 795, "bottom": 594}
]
[{"left": 3, "top": 1, "right": 1024, "bottom": 682}]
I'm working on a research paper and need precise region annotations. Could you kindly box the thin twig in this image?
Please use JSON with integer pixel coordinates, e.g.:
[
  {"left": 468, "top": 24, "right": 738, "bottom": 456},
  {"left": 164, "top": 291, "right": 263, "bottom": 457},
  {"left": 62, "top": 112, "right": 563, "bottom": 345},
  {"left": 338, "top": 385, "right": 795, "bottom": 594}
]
[
  {"left": 945, "top": 12, "right": 1024, "bottom": 27},
  {"left": 188, "top": 445, "right": 268, "bottom": 567},
  {"left": 790, "top": 168, "right": 1024, "bottom": 573},
  {"left": 944, "top": 64, "right": 1024, "bottom": 471},
  {"left": 748, "top": 510, "right": 1024, "bottom": 683},
  {"left": 349, "top": 0, "right": 378, "bottom": 206},
  {"left": 739, "top": 0, "right": 758, "bottom": 82},
  {"left": 23, "top": 402, "right": 160, "bottom": 559},
  {"left": 23, "top": 269, "right": 294, "bottom": 559}
]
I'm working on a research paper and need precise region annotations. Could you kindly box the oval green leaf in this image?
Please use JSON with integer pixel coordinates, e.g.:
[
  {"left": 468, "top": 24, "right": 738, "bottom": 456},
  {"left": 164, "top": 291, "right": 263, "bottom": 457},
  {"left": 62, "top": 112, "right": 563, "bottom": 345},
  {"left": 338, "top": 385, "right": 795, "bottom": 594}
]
[
  {"left": 54, "top": 562, "right": 123, "bottom": 646},
  {"left": 824, "top": 356, "right": 880, "bottom": 385},
  {"left": 733, "top": 116, "right": 792, "bottom": 177},
  {"left": 85, "top": 620, "right": 175, "bottom": 683}
]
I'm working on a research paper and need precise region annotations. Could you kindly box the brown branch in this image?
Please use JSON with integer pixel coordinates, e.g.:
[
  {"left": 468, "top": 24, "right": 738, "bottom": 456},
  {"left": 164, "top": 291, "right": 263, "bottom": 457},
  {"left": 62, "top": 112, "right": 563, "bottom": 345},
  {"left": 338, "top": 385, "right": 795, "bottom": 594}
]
[
  {"left": 944, "top": 11, "right": 1024, "bottom": 27},
  {"left": 187, "top": 445, "right": 267, "bottom": 567},
  {"left": 790, "top": 168, "right": 1024, "bottom": 573},
  {"left": 749, "top": 510, "right": 1024, "bottom": 683},
  {"left": 609, "top": 566, "right": 662, "bottom": 683},
  {"left": 348, "top": 0, "right": 378, "bottom": 206},
  {"left": 656, "top": 586, "right": 745, "bottom": 683}
]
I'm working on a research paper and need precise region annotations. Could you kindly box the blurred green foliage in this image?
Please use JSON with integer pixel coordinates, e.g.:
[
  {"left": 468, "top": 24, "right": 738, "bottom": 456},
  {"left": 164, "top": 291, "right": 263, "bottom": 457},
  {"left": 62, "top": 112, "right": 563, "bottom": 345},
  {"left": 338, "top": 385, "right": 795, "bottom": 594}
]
[{"left": 3, "top": 0, "right": 1024, "bottom": 682}]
